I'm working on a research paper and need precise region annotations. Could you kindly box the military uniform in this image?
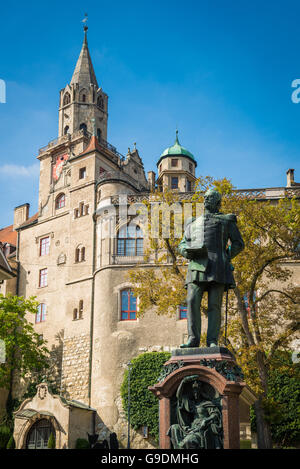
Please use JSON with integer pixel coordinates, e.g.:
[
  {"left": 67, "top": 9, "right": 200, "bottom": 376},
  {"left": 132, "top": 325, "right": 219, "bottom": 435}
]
[{"left": 178, "top": 212, "right": 244, "bottom": 347}]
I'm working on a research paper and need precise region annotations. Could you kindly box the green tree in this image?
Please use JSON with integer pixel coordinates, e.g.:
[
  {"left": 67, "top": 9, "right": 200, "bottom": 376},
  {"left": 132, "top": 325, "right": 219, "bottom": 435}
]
[
  {"left": 0, "top": 294, "right": 49, "bottom": 425},
  {"left": 128, "top": 178, "right": 300, "bottom": 449}
]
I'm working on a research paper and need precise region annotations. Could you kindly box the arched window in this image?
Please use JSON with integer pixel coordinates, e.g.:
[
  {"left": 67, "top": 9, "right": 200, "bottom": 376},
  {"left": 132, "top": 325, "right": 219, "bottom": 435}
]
[
  {"left": 63, "top": 92, "right": 70, "bottom": 106},
  {"left": 64, "top": 125, "right": 69, "bottom": 135},
  {"left": 75, "top": 245, "right": 85, "bottom": 263},
  {"left": 97, "top": 96, "right": 104, "bottom": 109},
  {"left": 79, "top": 123, "right": 87, "bottom": 134},
  {"left": 55, "top": 193, "right": 65, "bottom": 209},
  {"left": 97, "top": 128, "right": 101, "bottom": 142},
  {"left": 117, "top": 224, "right": 143, "bottom": 257},
  {"left": 26, "top": 419, "right": 55, "bottom": 449},
  {"left": 120, "top": 288, "right": 137, "bottom": 321},
  {"left": 79, "top": 89, "right": 87, "bottom": 103}
]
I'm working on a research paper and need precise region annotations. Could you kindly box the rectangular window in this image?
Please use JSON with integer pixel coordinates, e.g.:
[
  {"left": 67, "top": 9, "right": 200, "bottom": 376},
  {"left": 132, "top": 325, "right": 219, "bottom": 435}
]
[
  {"left": 36, "top": 303, "right": 46, "bottom": 323},
  {"left": 179, "top": 305, "right": 187, "bottom": 319},
  {"left": 171, "top": 159, "right": 178, "bottom": 167},
  {"left": 121, "top": 289, "right": 137, "bottom": 320},
  {"left": 187, "top": 180, "right": 192, "bottom": 192},
  {"left": 79, "top": 202, "right": 84, "bottom": 217},
  {"left": 79, "top": 167, "right": 86, "bottom": 179},
  {"left": 171, "top": 177, "right": 178, "bottom": 189},
  {"left": 40, "top": 237, "right": 50, "bottom": 256},
  {"left": 39, "top": 268, "right": 48, "bottom": 288}
]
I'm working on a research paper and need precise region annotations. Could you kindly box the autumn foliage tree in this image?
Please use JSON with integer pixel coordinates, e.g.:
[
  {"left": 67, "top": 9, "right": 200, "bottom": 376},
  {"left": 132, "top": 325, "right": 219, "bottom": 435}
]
[{"left": 128, "top": 177, "right": 300, "bottom": 449}]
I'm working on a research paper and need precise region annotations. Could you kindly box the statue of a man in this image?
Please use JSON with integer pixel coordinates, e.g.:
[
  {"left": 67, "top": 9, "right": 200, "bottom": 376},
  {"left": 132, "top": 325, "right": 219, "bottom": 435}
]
[
  {"left": 167, "top": 375, "right": 223, "bottom": 449},
  {"left": 178, "top": 189, "right": 244, "bottom": 348}
]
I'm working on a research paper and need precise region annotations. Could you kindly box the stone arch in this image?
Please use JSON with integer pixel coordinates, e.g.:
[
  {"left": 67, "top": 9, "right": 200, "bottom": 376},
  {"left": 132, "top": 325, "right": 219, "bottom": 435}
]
[
  {"left": 153, "top": 364, "right": 229, "bottom": 399},
  {"left": 79, "top": 88, "right": 87, "bottom": 102},
  {"left": 17, "top": 412, "right": 62, "bottom": 449},
  {"left": 63, "top": 92, "right": 70, "bottom": 106}
]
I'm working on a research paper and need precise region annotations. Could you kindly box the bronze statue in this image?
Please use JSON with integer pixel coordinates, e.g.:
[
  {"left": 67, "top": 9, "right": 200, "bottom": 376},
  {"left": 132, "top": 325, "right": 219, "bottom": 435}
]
[
  {"left": 178, "top": 189, "right": 244, "bottom": 348},
  {"left": 167, "top": 375, "right": 223, "bottom": 449}
]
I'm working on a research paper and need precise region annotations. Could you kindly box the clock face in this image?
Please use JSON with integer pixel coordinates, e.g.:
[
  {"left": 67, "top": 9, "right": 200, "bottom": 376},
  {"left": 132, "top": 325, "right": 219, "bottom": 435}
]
[{"left": 53, "top": 153, "right": 69, "bottom": 181}]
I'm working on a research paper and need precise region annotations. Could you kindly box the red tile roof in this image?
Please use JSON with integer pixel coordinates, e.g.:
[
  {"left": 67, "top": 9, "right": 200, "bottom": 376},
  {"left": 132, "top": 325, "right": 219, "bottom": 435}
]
[{"left": 0, "top": 224, "right": 17, "bottom": 246}]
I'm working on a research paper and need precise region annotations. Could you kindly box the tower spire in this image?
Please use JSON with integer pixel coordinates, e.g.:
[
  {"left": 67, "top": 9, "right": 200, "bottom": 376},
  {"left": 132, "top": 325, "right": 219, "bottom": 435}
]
[{"left": 70, "top": 15, "right": 98, "bottom": 88}]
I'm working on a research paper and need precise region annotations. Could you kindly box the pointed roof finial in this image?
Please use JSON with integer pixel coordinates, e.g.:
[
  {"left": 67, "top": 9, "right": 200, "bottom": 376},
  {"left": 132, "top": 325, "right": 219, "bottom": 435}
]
[
  {"left": 82, "top": 13, "right": 88, "bottom": 44},
  {"left": 175, "top": 128, "right": 179, "bottom": 144}
]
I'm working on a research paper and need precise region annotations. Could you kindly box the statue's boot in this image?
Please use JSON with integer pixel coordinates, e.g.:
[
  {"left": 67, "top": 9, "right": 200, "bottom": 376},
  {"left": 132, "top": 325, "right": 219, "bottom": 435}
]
[{"left": 180, "top": 337, "right": 199, "bottom": 348}]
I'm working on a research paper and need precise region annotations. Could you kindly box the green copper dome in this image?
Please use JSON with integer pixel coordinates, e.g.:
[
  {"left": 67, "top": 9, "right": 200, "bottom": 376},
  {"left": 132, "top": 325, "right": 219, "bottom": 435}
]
[{"left": 157, "top": 131, "right": 197, "bottom": 166}]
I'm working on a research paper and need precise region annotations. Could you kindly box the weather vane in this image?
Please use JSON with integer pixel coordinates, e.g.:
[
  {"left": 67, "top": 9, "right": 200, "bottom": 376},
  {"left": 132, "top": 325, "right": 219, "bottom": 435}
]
[{"left": 82, "top": 12, "right": 88, "bottom": 32}]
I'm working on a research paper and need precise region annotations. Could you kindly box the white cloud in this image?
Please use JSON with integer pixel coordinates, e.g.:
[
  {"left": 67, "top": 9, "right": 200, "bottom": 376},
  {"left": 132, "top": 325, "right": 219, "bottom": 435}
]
[{"left": 0, "top": 163, "right": 39, "bottom": 178}]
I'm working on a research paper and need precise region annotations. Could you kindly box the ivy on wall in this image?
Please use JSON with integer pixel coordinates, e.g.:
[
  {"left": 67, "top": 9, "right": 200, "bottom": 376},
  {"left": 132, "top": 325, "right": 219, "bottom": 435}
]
[{"left": 120, "top": 352, "right": 171, "bottom": 443}]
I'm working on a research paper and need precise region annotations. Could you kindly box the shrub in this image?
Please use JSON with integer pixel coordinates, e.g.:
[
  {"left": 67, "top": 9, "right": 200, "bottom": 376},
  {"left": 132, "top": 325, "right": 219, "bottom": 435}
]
[
  {"left": 75, "top": 438, "right": 90, "bottom": 449},
  {"left": 0, "top": 426, "right": 11, "bottom": 450},
  {"left": 6, "top": 435, "right": 15, "bottom": 449},
  {"left": 47, "top": 432, "right": 56, "bottom": 449},
  {"left": 121, "top": 351, "right": 171, "bottom": 443}
]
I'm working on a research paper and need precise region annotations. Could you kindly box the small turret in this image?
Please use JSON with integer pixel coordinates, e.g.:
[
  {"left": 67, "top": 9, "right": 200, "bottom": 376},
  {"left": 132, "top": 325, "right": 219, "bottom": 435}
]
[{"left": 156, "top": 131, "right": 197, "bottom": 192}]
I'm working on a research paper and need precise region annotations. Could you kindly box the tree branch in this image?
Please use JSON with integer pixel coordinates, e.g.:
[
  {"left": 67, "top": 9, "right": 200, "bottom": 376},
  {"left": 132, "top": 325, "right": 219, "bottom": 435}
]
[
  {"left": 268, "top": 321, "right": 300, "bottom": 361},
  {"left": 255, "top": 289, "right": 298, "bottom": 306}
]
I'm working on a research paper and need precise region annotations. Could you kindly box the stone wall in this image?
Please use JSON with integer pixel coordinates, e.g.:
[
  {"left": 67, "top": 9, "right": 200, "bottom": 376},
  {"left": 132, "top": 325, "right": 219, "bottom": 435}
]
[{"left": 61, "top": 333, "right": 90, "bottom": 403}]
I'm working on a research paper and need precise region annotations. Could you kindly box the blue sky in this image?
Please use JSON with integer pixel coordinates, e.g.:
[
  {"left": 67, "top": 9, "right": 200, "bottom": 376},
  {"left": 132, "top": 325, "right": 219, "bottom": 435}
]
[{"left": 0, "top": 0, "right": 300, "bottom": 228}]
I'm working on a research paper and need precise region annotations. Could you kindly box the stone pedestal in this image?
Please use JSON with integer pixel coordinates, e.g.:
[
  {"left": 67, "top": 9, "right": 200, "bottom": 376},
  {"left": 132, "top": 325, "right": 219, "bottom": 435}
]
[{"left": 149, "top": 347, "right": 255, "bottom": 449}]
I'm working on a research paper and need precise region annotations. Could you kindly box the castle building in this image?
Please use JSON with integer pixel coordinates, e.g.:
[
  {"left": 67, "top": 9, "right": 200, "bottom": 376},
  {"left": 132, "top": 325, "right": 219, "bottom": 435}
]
[{"left": 0, "top": 29, "right": 299, "bottom": 449}]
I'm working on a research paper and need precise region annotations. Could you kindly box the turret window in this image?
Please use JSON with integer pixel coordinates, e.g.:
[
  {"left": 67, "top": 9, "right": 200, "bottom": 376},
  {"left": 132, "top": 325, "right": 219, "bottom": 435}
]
[
  {"left": 117, "top": 225, "right": 143, "bottom": 257},
  {"left": 171, "top": 159, "right": 178, "bottom": 167},
  {"left": 187, "top": 180, "right": 192, "bottom": 192},
  {"left": 64, "top": 125, "right": 70, "bottom": 135},
  {"left": 171, "top": 177, "right": 178, "bottom": 189},
  {"left": 97, "top": 128, "right": 102, "bottom": 142},
  {"left": 120, "top": 289, "right": 137, "bottom": 321}
]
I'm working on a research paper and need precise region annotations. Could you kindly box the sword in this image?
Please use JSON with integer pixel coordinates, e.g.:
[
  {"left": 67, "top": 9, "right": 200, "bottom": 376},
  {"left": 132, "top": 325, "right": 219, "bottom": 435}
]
[{"left": 225, "top": 289, "right": 229, "bottom": 346}]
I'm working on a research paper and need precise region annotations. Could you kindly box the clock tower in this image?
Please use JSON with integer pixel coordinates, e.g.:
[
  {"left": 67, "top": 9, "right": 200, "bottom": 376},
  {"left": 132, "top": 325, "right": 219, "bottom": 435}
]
[{"left": 58, "top": 26, "right": 108, "bottom": 142}]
